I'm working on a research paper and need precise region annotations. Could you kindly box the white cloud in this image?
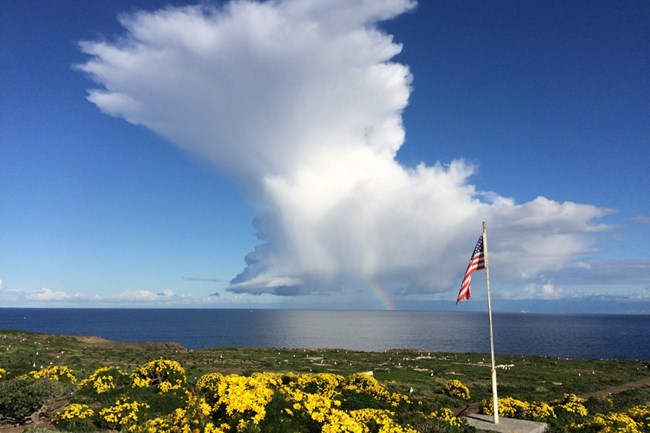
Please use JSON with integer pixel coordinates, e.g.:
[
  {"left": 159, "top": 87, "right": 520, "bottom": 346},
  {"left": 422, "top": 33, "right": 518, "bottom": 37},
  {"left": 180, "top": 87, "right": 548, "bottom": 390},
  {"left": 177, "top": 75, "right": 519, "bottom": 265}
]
[
  {"left": 25, "top": 288, "right": 72, "bottom": 301},
  {"left": 631, "top": 215, "right": 650, "bottom": 225},
  {"left": 78, "top": 0, "right": 612, "bottom": 300},
  {"left": 0, "top": 282, "right": 203, "bottom": 306},
  {"left": 628, "top": 286, "right": 650, "bottom": 300},
  {"left": 117, "top": 288, "right": 180, "bottom": 302},
  {"left": 524, "top": 282, "right": 565, "bottom": 300},
  {"left": 549, "top": 259, "right": 650, "bottom": 285}
]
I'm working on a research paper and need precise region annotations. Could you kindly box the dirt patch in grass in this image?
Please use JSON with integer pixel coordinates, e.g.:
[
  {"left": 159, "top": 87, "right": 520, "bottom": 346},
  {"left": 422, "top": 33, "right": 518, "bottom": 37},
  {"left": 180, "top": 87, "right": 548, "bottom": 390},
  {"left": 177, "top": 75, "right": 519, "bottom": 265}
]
[{"left": 578, "top": 377, "right": 650, "bottom": 399}]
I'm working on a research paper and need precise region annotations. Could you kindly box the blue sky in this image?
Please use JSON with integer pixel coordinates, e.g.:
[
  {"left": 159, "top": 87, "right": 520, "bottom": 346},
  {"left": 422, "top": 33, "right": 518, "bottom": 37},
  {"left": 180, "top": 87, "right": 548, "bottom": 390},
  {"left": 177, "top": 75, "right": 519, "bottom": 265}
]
[{"left": 1, "top": 0, "right": 649, "bottom": 312}]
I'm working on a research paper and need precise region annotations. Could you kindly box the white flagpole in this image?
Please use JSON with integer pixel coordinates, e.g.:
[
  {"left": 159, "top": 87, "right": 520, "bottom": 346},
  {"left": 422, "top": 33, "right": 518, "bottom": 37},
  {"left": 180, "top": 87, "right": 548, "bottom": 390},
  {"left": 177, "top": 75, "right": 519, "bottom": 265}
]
[{"left": 483, "top": 221, "right": 499, "bottom": 424}]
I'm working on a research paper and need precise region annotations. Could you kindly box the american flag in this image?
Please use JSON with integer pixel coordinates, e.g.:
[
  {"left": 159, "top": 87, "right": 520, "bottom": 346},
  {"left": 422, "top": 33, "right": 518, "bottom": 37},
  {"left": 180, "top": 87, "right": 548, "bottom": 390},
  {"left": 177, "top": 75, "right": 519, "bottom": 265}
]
[{"left": 456, "top": 235, "right": 486, "bottom": 303}]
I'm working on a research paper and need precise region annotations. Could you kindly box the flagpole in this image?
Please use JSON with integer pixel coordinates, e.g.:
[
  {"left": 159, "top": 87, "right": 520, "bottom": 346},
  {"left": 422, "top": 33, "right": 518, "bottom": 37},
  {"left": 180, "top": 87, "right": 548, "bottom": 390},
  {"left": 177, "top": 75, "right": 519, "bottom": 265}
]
[{"left": 483, "top": 221, "right": 499, "bottom": 424}]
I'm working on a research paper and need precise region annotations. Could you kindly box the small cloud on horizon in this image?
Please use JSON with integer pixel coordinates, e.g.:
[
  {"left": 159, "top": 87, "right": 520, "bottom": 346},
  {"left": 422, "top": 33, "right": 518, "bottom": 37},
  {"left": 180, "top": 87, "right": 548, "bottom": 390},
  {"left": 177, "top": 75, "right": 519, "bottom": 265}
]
[
  {"left": 182, "top": 276, "right": 228, "bottom": 283},
  {"left": 25, "top": 288, "right": 72, "bottom": 302}
]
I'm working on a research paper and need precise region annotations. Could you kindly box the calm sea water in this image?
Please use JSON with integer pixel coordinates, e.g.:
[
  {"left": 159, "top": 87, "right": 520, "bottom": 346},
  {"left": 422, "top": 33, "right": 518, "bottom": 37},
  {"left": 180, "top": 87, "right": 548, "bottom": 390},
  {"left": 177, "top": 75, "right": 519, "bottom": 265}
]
[{"left": 0, "top": 309, "right": 648, "bottom": 360}]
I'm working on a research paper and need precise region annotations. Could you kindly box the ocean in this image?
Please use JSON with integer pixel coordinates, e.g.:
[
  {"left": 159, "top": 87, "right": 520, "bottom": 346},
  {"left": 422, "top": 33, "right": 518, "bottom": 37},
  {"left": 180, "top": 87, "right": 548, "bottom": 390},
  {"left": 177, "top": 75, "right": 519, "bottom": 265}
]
[{"left": 0, "top": 309, "right": 648, "bottom": 360}]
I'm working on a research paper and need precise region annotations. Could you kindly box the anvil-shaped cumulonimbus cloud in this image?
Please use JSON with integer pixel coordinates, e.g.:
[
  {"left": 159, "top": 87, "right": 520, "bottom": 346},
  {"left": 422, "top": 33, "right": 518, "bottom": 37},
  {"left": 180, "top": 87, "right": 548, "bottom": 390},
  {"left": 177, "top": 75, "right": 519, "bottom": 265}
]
[{"left": 79, "top": 0, "right": 609, "bottom": 298}]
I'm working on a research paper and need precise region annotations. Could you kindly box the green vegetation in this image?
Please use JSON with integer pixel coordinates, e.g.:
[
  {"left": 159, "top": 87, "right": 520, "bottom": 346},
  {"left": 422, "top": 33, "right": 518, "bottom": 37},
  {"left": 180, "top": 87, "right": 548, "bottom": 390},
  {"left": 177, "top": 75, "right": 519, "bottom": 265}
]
[
  {"left": 0, "top": 330, "right": 648, "bottom": 433},
  {"left": 0, "top": 376, "right": 63, "bottom": 423}
]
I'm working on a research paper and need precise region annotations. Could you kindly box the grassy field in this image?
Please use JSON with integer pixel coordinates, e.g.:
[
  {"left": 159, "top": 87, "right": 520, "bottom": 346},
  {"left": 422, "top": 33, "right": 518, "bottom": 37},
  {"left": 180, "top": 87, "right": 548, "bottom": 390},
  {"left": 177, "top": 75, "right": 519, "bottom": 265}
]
[
  {"left": 1, "top": 329, "right": 648, "bottom": 432},
  {"left": 2, "top": 329, "right": 647, "bottom": 404}
]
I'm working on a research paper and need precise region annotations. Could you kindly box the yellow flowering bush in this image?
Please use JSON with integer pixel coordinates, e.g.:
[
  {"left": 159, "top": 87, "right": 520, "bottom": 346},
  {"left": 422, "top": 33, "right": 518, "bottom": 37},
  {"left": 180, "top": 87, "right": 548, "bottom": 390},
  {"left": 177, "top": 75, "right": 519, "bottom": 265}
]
[
  {"left": 170, "top": 392, "right": 213, "bottom": 432},
  {"left": 294, "top": 372, "right": 343, "bottom": 399},
  {"left": 344, "top": 373, "right": 409, "bottom": 407},
  {"left": 300, "top": 390, "right": 341, "bottom": 422},
  {"left": 204, "top": 421, "right": 232, "bottom": 433},
  {"left": 570, "top": 412, "right": 641, "bottom": 433},
  {"left": 131, "top": 359, "right": 186, "bottom": 393},
  {"left": 99, "top": 397, "right": 150, "bottom": 431},
  {"left": 352, "top": 408, "right": 419, "bottom": 433},
  {"left": 274, "top": 371, "right": 417, "bottom": 431},
  {"left": 78, "top": 365, "right": 128, "bottom": 394},
  {"left": 480, "top": 396, "right": 528, "bottom": 417},
  {"left": 480, "top": 397, "right": 556, "bottom": 420},
  {"left": 196, "top": 372, "right": 224, "bottom": 392},
  {"left": 527, "top": 401, "right": 557, "bottom": 419},
  {"left": 429, "top": 407, "right": 463, "bottom": 427},
  {"left": 627, "top": 404, "right": 650, "bottom": 429},
  {"left": 133, "top": 416, "right": 171, "bottom": 433},
  {"left": 131, "top": 393, "right": 219, "bottom": 433},
  {"left": 211, "top": 373, "right": 275, "bottom": 425},
  {"left": 29, "top": 365, "right": 77, "bottom": 384},
  {"left": 53, "top": 403, "right": 95, "bottom": 429},
  {"left": 442, "top": 379, "right": 471, "bottom": 400},
  {"left": 322, "top": 408, "right": 364, "bottom": 433},
  {"left": 555, "top": 393, "right": 588, "bottom": 417}
]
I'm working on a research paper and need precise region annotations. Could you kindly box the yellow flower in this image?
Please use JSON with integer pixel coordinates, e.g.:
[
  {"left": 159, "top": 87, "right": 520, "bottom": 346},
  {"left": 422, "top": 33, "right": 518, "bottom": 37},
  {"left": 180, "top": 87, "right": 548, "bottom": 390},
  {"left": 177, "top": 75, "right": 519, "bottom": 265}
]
[
  {"left": 29, "top": 365, "right": 77, "bottom": 383},
  {"left": 442, "top": 379, "right": 470, "bottom": 400},
  {"left": 170, "top": 392, "right": 212, "bottom": 431},
  {"left": 480, "top": 397, "right": 529, "bottom": 417},
  {"left": 555, "top": 393, "right": 588, "bottom": 417},
  {"left": 294, "top": 372, "right": 343, "bottom": 398},
  {"left": 135, "top": 417, "right": 172, "bottom": 433},
  {"left": 322, "top": 409, "right": 364, "bottom": 433},
  {"left": 99, "top": 397, "right": 150, "bottom": 430},
  {"left": 79, "top": 365, "right": 128, "bottom": 394},
  {"left": 131, "top": 359, "right": 186, "bottom": 393},
  {"left": 351, "top": 408, "right": 418, "bottom": 433},
  {"left": 571, "top": 412, "right": 641, "bottom": 433},
  {"left": 204, "top": 423, "right": 231, "bottom": 433},
  {"left": 302, "top": 392, "right": 335, "bottom": 422},
  {"left": 236, "top": 419, "right": 248, "bottom": 432},
  {"left": 528, "top": 402, "right": 556, "bottom": 419},
  {"left": 429, "top": 408, "right": 462, "bottom": 427},
  {"left": 0, "top": 367, "right": 7, "bottom": 379},
  {"left": 212, "top": 374, "right": 274, "bottom": 425},
  {"left": 196, "top": 372, "right": 224, "bottom": 392},
  {"left": 627, "top": 404, "right": 650, "bottom": 429},
  {"left": 344, "top": 373, "right": 409, "bottom": 406},
  {"left": 53, "top": 403, "right": 94, "bottom": 427}
]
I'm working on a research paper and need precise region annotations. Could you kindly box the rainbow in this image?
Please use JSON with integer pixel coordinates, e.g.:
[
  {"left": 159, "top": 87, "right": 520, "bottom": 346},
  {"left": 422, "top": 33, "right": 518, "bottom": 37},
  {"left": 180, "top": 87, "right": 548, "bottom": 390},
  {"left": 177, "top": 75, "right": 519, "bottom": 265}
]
[{"left": 365, "top": 277, "right": 398, "bottom": 310}]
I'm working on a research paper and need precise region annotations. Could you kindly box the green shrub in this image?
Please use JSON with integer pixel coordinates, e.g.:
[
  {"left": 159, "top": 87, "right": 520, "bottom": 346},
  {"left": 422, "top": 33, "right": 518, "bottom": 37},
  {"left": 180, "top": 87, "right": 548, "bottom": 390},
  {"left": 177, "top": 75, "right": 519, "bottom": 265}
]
[{"left": 0, "top": 377, "right": 57, "bottom": 423}]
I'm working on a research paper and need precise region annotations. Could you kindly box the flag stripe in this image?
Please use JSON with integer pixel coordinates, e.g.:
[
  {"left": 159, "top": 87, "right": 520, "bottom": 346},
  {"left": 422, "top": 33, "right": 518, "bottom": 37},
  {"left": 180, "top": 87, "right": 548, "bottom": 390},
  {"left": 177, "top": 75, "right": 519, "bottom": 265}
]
[{"left": 456, "top": 235, "right": 485, "bottom": 303}]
